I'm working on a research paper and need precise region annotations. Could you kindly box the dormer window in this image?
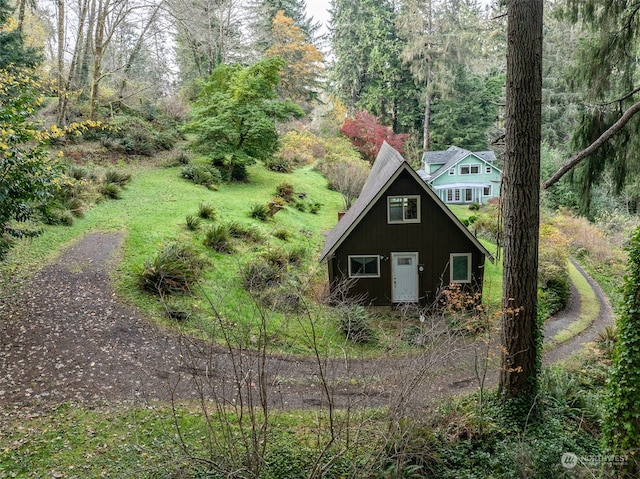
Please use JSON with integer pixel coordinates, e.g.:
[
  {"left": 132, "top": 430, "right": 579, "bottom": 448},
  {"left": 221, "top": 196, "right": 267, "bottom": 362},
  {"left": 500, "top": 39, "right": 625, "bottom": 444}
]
[{"left": 388, "top": 196, "right": 420, "bottom": 223}]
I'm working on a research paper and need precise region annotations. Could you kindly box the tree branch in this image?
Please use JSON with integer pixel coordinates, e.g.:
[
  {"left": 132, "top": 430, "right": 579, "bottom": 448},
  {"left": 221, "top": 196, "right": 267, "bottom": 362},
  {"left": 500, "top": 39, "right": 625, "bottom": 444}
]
[{"left": 542, "top": 98, "right": 640, "bottom": 189}]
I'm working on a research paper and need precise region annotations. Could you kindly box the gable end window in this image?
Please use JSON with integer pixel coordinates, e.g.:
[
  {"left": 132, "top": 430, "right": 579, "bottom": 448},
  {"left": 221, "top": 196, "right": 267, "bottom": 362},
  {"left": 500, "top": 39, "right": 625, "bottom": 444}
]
[
  {"left": 448, "top": 168, "right": 455, "bottom": 175},
  {"left": 388, "top": 196, "right": 420, "bottom": 223},
  {"left": 349, "top": 255, "right": 380, "bottom": 278},
  {"left": 450, "top": 253, "right": 472, "bottom": 283},
  {"left": 460, "top": 164, "right": 480, "bottom": 175},
  {"left": 485, "top": 165, "right": 492, "bottom": 174}
]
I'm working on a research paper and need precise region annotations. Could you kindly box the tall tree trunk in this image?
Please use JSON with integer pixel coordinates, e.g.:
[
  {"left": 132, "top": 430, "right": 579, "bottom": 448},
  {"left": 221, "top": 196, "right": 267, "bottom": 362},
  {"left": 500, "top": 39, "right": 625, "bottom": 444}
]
[
  {"left": 17, "top": 0, "right": 26, "bottom": 29},
  {"left": 89, "top": 0, "right": 110, "bottom": 120},
  {"left": 499, "top": 0, "right": 543, "bottom": 402},
  {"left": 56, "top": 0, "right": 66, "bottom": 123},
  {"left": 423, "top": 92, "right": 430, "bottom": 152}
]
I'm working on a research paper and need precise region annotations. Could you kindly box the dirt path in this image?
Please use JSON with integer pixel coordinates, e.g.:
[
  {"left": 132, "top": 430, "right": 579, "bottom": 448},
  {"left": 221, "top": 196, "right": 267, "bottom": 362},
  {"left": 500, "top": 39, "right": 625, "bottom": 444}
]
[{"left": 0, "top": 232, "right": 613, "bottom": 413}]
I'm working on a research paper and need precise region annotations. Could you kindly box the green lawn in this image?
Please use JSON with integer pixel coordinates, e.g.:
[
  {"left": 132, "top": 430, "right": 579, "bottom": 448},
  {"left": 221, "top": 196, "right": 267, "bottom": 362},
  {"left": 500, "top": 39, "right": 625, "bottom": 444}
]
[{"left": 1, "top": 161, "right": 502, "bottom": 356}]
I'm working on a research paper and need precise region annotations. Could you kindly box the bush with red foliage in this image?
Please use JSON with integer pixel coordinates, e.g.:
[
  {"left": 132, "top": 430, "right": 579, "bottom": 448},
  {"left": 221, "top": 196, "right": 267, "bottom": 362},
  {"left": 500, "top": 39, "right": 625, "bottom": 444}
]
[{"left": 339, "top": 110, "right": 408, "bottom": 163}]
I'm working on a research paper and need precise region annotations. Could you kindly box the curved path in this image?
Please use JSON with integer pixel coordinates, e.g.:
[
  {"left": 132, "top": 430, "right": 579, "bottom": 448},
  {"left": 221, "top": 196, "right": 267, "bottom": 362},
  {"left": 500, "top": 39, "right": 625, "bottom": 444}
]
[{"left": 0, "top": 232, "right": 613, "bottom": 412}]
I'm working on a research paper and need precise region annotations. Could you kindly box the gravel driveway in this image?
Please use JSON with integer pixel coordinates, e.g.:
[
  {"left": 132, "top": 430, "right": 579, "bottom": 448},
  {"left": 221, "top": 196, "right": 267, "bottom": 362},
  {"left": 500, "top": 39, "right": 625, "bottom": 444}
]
[{"left": 0, "top": 232, "right": 613, "bottom": 413}]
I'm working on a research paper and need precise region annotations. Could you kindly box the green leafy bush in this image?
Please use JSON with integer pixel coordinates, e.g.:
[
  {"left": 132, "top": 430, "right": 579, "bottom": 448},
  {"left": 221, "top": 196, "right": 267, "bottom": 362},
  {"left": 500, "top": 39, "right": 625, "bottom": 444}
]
[
  {"left": 139, "top": 243, "right": 207, "bottom": 295},
  {"left": 100, "top": 182, "right": 122, "bottom": 199},
  {"left": 103, "top": 169, "right": 131, "bottom": 187},
  {"left": 181, "top": 162, "right": 222, "bottom": 188},
  {"left": 241, "top": 260, "right": 284, "bottom": 291},
  {"left": 273, "top": 229, "right": 290, "bottom": 241},
  {"left": 249, "top": 202, "right": 270, "bottom": 221},
  {"left": 185, "top": 214, "right": 201, "bottom": 231},
  {"left": 226, "top": 221, "right": 264, "bottom": 242},
  {"left": 338, "top": 305, "right": 375, "bottom": 343},
  {"left": 198, "top": 202, "right": 216, "bottom": 220},
  {"left": 275, "top": 181, "right": 295, "bottom": 202},
  {"left": 203, "top": 225, "right": 233, "bottom": 253}
]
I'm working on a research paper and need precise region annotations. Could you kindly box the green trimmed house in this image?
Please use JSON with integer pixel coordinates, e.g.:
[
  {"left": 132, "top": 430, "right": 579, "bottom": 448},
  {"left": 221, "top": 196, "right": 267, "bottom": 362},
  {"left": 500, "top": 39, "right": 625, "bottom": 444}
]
[{"left": 417, "top": 146, "right": 501, "bottom": 205}]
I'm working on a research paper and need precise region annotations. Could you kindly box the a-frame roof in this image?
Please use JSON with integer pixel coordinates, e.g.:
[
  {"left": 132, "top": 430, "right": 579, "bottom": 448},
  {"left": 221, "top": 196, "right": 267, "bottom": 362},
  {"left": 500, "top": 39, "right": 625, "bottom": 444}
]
[
  {"left": 320, "top": 142, "right": 495, "bottom": 263},
  {"left": 423, "top": 146, "right": 499, "bottom": 182}
]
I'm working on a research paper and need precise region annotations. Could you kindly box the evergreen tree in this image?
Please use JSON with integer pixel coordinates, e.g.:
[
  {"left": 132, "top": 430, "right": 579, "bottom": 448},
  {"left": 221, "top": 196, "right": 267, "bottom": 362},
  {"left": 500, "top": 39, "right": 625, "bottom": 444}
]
[
  {"left": 0, "top": 0, "right": 40, "bottom": 70},
  {"left": 429, "top": 67, "right": 503, "bottom": 151},
  {"left": 265, "top": 11, "right": 324, "bottom": 113},
  {"left": 556, "top": 0, "right": 640, "bottom": 215},
  {"left": 249, "top": 0, "right": 320, "bottom": 52},
  {"left": 330, "top": 0, "right": 419, "bottom": 133}
]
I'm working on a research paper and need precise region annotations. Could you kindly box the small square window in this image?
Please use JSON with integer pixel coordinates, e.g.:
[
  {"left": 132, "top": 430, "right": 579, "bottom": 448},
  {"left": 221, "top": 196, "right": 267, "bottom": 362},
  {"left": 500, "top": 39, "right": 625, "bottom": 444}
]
[
  {"left": 485, "top": 166, "right": 492, "bottom": 174},
  {"left": 448, "top": 168, "right": 455, "bottom": 175},
  {"left": 450, "top": 253, "right": 472, "bottom": 283},
  {"left": 388, "top": 196, "right": 420, "bottom": 223},
  {"left": 349, "top": 255, "right": 380, "bottom": 278},
  {"left": 483, "top": 186, "right": 491, "bottom": 196}
]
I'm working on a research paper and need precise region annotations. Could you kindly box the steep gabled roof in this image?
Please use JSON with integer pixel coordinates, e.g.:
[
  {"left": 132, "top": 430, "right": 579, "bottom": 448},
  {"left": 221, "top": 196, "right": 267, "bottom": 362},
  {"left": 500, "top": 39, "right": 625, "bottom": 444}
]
[
  {"left": 423, "top": 146, "right": 499, "bottom": 182},
  {"left": 320, "top": 142, "right": 494, "bottom": 263}
]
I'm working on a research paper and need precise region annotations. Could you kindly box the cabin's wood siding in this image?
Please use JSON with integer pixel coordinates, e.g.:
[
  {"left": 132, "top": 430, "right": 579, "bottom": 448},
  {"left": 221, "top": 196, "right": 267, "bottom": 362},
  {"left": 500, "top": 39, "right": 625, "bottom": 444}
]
[{"left": 328, "top": 170, "right": 485, "bottom": 305}]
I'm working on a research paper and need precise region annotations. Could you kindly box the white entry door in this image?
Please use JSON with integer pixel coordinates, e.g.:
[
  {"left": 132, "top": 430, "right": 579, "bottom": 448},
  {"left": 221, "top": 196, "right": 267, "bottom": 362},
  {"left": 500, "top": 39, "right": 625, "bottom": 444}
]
[{"left": 391, "top": 252, "right": 419, "bottom": 302}]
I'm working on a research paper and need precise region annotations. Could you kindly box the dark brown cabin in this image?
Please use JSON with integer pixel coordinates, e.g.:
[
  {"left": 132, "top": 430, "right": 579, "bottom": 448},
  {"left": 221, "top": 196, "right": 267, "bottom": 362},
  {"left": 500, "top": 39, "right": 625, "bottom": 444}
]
[{"left": 320, "top": 142, "right": 494, "bottom": 306}]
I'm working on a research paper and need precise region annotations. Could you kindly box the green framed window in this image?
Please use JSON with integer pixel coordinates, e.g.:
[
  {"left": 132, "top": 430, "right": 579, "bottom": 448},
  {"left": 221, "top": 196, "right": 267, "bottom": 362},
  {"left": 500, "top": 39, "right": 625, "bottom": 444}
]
[{"left": 450, "top": 253, "right": 472, "bottom": 283}]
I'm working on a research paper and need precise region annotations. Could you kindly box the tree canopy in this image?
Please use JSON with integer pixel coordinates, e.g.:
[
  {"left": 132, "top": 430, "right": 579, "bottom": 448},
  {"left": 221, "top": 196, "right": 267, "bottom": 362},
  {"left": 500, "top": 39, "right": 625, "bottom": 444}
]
[{"left": 185, "top": 57, "right": 303, "bottom": 181}]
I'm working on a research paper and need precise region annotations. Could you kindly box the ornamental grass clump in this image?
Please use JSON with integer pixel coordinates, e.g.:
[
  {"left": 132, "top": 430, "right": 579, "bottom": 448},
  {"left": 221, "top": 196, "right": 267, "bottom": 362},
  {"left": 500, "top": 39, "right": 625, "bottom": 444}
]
[
  {"left": 139, "top": 243, "right": 207, "bottom": 295},
  {"left": 203, "top": 224, "right": 233, "bottom": 253}
]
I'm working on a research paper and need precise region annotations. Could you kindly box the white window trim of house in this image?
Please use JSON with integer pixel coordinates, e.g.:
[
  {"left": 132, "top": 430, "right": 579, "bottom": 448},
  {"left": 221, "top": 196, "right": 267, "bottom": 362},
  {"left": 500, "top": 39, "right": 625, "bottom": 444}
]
[
  {"left": 448, "top": 168, "right": 455, "bottom": 175},
  {"left": 483, "top": 185, "right": 492, "bottom": 196},
  {"left": 460, "top": 164, "right": 480, "bottom": 175},
  {"left": 387, "top": 195, "right": 421, "bottom": 224},
  {"left": 450, "top": 253, "right": 472, "bottom": 283},
  {"left": 348, "top": 255, "right": 381, "bottom": 278},
  {"left": 485, "top": 165, "right": 492, "bottom": 174}
]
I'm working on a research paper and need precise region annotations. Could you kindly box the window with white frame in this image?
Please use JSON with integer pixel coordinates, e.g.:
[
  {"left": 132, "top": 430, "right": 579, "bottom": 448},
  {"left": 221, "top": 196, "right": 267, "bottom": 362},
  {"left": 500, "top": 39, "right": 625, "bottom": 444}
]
[
  {"left": 447, "top": 189, "right": 453, "bottom": 202},
  {"left": 483, "top": 185, "right": 491, "bottom": 196},
  {"left": 388, "top": 196, "right": 420, "bottom": 223},
  {"left": 348, "top": 255, "right": 380, "bottom": 277},
  {"left": 448, "top": 168, "right": 455, "bottom": 175},
  {"left": 485, "top": 165, "right": 492, "bottom": 174},
  {"left": 465, "top": 189, "right": 473, "bottom": 202},
  {"left": 454, "top": 189, "right": 461, "bottom": 202},
  {"left": 450, "top": 253, "right": 472, "bottom": 283},
  {"left": 460, "top": 164, "right": 480, "bottom": 175}
]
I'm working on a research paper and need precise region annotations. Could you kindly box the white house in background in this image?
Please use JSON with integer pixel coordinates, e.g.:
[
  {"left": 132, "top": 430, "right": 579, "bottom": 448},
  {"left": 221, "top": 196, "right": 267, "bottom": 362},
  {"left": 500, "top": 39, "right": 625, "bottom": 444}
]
[{"left": 417, "top": 146, "right": 501, "bottom": 205}]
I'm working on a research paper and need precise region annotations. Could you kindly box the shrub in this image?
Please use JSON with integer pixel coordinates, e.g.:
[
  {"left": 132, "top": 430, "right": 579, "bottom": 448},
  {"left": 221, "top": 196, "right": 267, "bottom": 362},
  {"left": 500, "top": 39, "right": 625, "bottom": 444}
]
[
  {"left": 539, "top": 224, "right": 570, "bottom": 316},
  {"left": 249, "top": 202, "right": 270, "bottom": 221},
  {"left": 67, "top": 165, "right": 90, "bottom": 181},
  {"left": 468, "top": 202, "right": 480, "bottom": 211},
  {"left": 139, "top": 243, "right": 207, "bottom": 295},
  {"left": 181, "top": 163, "right": 222, "bottom": 188},
  {"left": 203, "top": 225, "right": 233, "bottom": 253},
  {"left": 104, "top": 169, "right": 131, "bottom": 187},
  {"left": 259, "top": 287, "right": 301, "bottom": 312},
  {"left": 286, "top": 245, "right": 307, "bottom": 266},
  {"left": 275, "top": 181, "right": 295, "bottom": 202},
  {"left": 185, "top": 214, "right": 201, "bottom": 231},
  {"left": 198, "top": 202, "right": 216, "bottom": 220},
  {"left": 273, "top": 229, "right": 290, "bottom": 241},
  {"left": 100, "top": 182, "right": 122, "bottom": 199},
  {"left": 338, "top": 304, "right": 375, "bottom": 343},
  {"left": 226, "top": 221, "right": 264, "bottom": 242},
  {"left": 264, "top": 155, "right": 294, "bottom": 173},
  {"left": 309, "top": 202, "right": 321, "bottom": 214},
  {"left": 241, "top": 260, "right": 284, "bottom": 291}
]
